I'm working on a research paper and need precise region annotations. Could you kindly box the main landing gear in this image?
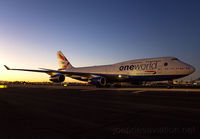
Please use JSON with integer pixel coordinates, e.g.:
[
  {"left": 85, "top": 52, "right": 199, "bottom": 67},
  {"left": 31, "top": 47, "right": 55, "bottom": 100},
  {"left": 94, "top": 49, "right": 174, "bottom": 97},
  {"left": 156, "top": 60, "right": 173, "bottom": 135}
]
[{"left": 167, "top": 80, "right": 173, "bottom": 89}]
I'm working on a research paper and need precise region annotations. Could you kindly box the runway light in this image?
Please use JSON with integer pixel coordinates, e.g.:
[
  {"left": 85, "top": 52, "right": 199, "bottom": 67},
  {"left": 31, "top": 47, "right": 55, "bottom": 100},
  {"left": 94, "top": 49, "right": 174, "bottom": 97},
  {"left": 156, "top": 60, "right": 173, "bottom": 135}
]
[{"left": 0, "top": 85, "right": 7, "bottom": 88}]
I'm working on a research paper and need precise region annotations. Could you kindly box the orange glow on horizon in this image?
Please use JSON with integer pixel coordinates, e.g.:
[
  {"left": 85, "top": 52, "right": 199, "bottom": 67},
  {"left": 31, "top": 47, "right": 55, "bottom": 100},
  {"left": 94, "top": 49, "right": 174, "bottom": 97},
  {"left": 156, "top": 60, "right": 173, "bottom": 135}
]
[{"left": 0, "top": 40, "right": 82, "bottom": 83}]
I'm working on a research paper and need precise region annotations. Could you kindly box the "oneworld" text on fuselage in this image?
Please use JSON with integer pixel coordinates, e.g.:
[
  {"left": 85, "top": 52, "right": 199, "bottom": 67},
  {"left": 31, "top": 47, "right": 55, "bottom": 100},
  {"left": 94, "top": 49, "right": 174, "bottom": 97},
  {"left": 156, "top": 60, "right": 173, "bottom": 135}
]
[{"left": 119, "top": 61, "right": 158, "bottom": 71}]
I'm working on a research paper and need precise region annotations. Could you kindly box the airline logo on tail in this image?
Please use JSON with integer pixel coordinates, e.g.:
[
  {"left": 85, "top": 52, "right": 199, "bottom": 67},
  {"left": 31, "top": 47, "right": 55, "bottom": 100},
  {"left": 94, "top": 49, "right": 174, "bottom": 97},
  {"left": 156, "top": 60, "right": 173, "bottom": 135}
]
[
  {"left": 57, "top": 51, "right": 73, "bottom": 70},
  {"left": 58, "top": 53, "right": 67, "bottom": 61}
]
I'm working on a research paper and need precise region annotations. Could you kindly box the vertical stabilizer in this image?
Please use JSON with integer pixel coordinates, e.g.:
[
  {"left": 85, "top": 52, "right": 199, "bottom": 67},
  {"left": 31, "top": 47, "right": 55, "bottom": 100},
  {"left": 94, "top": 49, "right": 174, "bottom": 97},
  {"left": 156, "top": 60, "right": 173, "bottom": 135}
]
[{"left": 57, "top": 51, "right": 74, "bottom": 70}]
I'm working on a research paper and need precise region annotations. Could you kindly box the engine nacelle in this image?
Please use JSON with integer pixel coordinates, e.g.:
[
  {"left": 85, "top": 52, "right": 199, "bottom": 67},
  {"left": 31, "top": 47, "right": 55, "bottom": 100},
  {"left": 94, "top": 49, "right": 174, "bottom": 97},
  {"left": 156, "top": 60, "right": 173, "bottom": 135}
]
[
  {"left": 50, "top": 74, "right": 65, "bottom": 83},
  {"left": 90, "top": 77, "right": 107, "bottom": 87}
]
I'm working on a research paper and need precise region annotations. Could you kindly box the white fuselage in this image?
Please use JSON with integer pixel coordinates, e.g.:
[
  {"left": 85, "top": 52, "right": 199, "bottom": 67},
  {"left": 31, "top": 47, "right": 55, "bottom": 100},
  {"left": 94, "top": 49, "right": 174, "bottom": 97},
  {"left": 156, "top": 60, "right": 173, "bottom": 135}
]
[
  {"left": 4, "top": 54, "right": 195, "bottom": 85},
  {"left": 66, "top": 57, "right": 195, "bottom": 82}
]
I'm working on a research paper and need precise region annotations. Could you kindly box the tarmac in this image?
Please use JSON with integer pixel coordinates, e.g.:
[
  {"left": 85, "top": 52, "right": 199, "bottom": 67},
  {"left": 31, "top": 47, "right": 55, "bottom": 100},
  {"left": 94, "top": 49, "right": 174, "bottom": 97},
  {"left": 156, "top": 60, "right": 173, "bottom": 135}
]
[{"left": 0, "top": 85, "right": 200, "bottom": 139}]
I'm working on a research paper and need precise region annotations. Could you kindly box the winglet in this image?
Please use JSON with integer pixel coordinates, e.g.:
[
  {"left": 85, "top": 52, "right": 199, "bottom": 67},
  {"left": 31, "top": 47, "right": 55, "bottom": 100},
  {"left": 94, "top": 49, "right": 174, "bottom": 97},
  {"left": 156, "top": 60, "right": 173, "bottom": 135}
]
[{"left": 4, "top": 65, "right": 10, "bottom": 70}]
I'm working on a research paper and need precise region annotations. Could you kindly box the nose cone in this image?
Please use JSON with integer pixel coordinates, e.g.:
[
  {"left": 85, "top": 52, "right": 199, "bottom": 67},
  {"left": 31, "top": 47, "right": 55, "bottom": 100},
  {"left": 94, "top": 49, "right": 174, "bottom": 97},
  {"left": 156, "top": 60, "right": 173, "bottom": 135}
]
[{"left": 190, "top": 66, "right": 195, "bottom": 74}]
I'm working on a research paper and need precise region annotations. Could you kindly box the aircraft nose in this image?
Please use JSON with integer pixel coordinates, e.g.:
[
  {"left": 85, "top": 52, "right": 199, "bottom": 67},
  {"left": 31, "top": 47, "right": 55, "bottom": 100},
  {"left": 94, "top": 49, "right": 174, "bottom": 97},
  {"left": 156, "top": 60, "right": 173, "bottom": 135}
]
[{"left": 190, "top": 66, "right": 195, "bottom": 74}]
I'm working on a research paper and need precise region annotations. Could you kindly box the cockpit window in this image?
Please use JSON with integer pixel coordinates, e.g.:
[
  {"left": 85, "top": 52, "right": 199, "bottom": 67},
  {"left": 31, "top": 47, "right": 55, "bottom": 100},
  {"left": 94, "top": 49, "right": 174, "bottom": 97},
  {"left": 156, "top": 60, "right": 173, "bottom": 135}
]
[{"left": 171, "top": 58, "right": 178, "bottom": 61}]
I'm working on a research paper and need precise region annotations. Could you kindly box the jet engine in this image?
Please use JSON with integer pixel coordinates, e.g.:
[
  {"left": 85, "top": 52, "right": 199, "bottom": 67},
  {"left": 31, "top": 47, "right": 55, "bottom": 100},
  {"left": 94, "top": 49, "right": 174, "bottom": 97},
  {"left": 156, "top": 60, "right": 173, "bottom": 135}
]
[
  {"left": 90, "top": 77, "right": 107, "bottom": 87},
  {"left": 50, "top": 74, "right": 65, "bottom": 83}
]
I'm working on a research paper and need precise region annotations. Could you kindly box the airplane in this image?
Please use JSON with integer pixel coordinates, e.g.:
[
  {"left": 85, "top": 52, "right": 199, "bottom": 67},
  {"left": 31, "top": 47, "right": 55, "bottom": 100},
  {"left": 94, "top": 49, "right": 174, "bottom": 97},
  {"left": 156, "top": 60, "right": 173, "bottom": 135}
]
[{"left": 4, "top": 51, "right": 195, "bottom": 87}]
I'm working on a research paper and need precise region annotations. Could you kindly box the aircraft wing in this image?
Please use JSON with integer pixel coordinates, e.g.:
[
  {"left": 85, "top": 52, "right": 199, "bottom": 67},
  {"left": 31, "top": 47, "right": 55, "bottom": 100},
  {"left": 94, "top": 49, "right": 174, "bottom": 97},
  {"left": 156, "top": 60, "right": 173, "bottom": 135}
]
[
  {"left": 4, "top": 65, "right": 58, "bottom": 75},
  {"left": 4, "top": 65, "right": 123, "bottom": 79}
]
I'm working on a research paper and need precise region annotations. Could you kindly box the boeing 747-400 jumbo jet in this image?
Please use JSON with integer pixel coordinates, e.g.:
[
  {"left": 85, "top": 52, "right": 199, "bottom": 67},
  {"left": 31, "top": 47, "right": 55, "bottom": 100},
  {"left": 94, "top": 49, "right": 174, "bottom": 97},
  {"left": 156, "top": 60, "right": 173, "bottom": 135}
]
[{"left": 4, "top": 51, "right": 195, "bottom": 87}]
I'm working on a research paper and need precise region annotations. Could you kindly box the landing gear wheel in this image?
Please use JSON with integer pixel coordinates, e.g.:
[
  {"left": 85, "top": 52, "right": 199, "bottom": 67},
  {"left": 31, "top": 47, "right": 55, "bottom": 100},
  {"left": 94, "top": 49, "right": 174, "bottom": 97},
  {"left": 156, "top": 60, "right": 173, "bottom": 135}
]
[{"left": 166, "top": 80, "right": 173, "bottom": 89}]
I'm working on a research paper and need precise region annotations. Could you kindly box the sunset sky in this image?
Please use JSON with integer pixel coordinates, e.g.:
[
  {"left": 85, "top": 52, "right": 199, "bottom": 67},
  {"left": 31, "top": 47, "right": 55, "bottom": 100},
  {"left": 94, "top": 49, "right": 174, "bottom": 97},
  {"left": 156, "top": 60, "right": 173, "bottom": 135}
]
[{"left": 0, "top": 0, "right": 200, "bottom": 82}]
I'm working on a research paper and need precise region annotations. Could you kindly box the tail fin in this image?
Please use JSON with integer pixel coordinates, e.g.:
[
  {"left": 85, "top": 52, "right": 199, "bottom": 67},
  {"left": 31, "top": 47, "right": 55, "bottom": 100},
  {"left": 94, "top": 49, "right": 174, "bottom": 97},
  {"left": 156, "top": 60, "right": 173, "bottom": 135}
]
[{"left": 57, "top": 51, "right": 74, "bottom": 70}]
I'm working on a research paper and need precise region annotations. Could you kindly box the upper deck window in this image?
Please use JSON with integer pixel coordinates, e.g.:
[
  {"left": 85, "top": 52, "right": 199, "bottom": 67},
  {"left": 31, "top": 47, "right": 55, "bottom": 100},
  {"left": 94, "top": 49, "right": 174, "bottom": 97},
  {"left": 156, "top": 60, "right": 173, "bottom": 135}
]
[{"left": 171, "top": 58, "right": 178, "bottom": 61}]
